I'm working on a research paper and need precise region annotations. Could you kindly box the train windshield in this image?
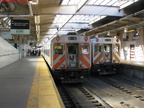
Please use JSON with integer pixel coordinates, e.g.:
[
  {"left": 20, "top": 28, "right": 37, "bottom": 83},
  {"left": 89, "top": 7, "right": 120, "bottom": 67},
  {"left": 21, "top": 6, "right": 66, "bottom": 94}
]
[
  {"left": 54, "top": 45, "right": 63, "bottom": 54},
  {"left": 113, "top": 44, "right": 119, "bottom": 52},
  {"left": 82, "top": 45, "right": 89, "bottom": 54},
  {"left": 95, "top": 46, "right": 101, "bottom": 52},
  {"left": 104, "top": 45, "right": 110, "bottom": 52},
  {"left": 68, "top": 46, "right": 76, "bottom": 54}
]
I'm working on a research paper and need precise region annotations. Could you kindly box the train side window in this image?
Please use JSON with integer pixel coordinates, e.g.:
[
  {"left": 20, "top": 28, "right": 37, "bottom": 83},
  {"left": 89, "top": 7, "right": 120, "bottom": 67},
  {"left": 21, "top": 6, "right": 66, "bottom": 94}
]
[
  {"left": 114, "top": 45, "right": 119, "bottom": 52},
  {"left": 54, "top": 45, "right": 63, "bottom": 54},
  {"left": 95, "top": 46, "right": 101, "bottom": 52},
  {"left": 82, "top": 45, "right": 89, "bottom": 54}
]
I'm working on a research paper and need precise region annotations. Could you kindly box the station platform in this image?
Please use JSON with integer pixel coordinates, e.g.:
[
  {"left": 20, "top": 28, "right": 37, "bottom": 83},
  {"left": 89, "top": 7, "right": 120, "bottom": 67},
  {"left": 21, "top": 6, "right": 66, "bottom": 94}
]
[
  {"left": 0, "top": 56, "right": 65, "bottom": 108},
  {"left": 121, "top": 60, "right": 144, "bottom": 67}
]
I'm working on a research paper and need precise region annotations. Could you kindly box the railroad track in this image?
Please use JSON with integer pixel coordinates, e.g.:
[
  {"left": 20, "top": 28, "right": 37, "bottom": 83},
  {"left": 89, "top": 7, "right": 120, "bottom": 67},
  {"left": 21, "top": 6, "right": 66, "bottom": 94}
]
[
  {"left": 97, "top": 76, "right": 144, "bottom": 102},
  {"left": 111, "top": 75, "right": 144, "bottom": 90},
  {"left": 84, "top": 76, "right": 144, "bottom": 108},
  {"left": 56, "top": 75, "right": 144, "bottom": 108},
  {"left": 56, "top": 83, "right": 78, "bottom": 108},
  {"left": 56, "top": 83, "right": 112, "bottom": 108}
]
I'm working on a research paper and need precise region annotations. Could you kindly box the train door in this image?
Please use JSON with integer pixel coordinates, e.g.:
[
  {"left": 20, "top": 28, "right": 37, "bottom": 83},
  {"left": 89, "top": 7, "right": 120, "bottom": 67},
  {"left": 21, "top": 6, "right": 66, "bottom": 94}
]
[
  {"left": 67, "top": 43, "right": 78, "bottom": 68},
  {"left": 104, "top": 44, "right": 112, "bottom": 63}
]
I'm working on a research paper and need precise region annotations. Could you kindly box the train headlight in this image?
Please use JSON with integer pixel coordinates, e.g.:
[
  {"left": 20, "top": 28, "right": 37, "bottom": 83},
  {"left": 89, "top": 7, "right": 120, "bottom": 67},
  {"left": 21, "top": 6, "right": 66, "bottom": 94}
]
[
  {"left": 84, "top": 37, "right": 88, "bottom": 41},
  {"left": 116, "top": 39, "right": 119, "bottom": 42},
  {"left": 96, "top": 39, "right": 99, "bottom": 42},
  {"left": 80, "top": 76, "right": 84, "bottom": 78},
  {"left": 56, "top": 37, "right": 60, "bottom": 41}
]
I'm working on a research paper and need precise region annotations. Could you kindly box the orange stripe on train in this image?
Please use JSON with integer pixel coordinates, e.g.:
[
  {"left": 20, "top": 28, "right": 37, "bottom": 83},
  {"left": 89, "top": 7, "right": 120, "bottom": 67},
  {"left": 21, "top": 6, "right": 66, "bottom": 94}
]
[
  {"left": 80, "top": 55, "right": 90, "bottom": 68},
  {"left": 94, "top": 52, "right": 98, "bottom": 57},
  {"left": 94, "top": 54, "right": 103, "bottom": 64},
  {"left": 63, "top": 44, "right": 66, "bottom": 50},
  {"left": 79, "top": 45, "right": 82, "bottom": 50},
  {"left": 85, "top": 54, "right": 90, "bottom": 59},
  {"left": 54, "top": 55, "right": 66, "bottom": 69},
  {"left": 54, "top": 55, "right": 59, "bottom": 60},
  {"left": 113, "top": 53, "right": 120, "bottom": 63},
  {"left": 117, "top": 52, "right": 120, "bottom": 56}
]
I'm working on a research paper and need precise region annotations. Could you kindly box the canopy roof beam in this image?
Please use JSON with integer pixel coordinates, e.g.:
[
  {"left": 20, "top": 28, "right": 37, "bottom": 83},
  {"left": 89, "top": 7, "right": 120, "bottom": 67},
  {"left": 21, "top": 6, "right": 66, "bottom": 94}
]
[{"left": 40, "top": 5, "right": 125, "bottom": 16}]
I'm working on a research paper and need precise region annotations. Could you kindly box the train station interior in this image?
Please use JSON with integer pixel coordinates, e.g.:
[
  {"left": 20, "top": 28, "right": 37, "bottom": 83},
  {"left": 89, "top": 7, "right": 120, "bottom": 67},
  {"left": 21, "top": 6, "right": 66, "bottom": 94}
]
[{"left": 0, "top": 0, "right": 144, "bottom": 108}]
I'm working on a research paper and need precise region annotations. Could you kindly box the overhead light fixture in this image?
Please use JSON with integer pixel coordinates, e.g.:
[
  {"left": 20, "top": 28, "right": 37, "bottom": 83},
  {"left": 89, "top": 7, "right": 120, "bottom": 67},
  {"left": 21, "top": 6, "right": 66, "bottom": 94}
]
[
  {"left": 124, "top": 27, "right": 127, "bottom": 33},
  {"left": 35, "top": 16, "right": 40, "bottom": 24},
  {"left": 36, "top": 25, "right": 40, "bottom": 32},
  {"left": 29, "top": 0, "right": 39, "bottom": 4},
  {"left": 107, "top": 31, "right": 110, "bottom": 35}
]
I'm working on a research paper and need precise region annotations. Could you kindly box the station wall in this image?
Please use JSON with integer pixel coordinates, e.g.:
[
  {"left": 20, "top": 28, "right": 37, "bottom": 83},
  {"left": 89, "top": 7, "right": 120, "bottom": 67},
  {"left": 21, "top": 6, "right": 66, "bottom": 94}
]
[
  {"left": 119, "top": 26, "right": 144, "bottom": 62},
  {"left": 0, "top": 37, "right": 21, "bottom": 69}
]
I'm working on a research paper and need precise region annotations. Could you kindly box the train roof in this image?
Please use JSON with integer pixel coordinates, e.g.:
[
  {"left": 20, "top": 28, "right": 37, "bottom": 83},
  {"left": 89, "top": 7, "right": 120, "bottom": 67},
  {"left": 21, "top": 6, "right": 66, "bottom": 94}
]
[
  {"left": 90, "top": 37, "right": 121, "bottom": 44},
  {"left": 47, "top": 35, "right": 90, "bottom": 43}
]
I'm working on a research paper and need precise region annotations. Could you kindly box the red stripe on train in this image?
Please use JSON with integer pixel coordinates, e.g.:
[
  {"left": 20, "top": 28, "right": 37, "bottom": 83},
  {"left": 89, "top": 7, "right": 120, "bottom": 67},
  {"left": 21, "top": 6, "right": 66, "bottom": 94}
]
[
  {"left": 54, "top": 55, "right": 66, "bottom": 69},
  {"left": 54, "top": 55, "right": 59, "bottom": 60},
  {"left": 80, "top": 55, "right": 90, "bottom": 68}
]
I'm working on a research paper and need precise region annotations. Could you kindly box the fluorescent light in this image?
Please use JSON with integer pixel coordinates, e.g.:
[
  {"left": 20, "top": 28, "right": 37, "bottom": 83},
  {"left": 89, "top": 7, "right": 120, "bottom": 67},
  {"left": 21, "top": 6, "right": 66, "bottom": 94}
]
[
  {"left": 36, "top": 25, "right": 40, "bottom": 31},
  {"left": 35, "top": 16, "right": 40, "bottom": 24},
  {"left": 3, "top": 17, "right": 8, "bottom": 21},
  {"left": 29, "top": 0, "right": 38, "bottom": 4}
]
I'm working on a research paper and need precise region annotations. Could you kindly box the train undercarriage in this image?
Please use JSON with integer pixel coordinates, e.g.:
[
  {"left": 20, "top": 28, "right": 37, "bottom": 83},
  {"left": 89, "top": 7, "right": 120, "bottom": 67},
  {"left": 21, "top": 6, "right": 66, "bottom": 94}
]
[
  {"left": 53, "top": 69, "right": 90, "bottom": 83},
  {"left": 90, "top": 64, "right": 119, "bottom": 75}
]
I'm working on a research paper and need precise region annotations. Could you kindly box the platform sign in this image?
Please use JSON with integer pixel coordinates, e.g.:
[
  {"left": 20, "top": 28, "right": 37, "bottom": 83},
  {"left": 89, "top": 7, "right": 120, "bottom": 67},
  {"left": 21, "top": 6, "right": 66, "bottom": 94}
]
[{"left": 11, "top": 19, "right": 30, "bottom": 34}]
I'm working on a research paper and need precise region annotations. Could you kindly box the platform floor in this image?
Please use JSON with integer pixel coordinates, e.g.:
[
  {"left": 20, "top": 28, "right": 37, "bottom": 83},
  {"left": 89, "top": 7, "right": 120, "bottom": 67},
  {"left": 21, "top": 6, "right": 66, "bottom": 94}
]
[
  {"left": 121, "top": 60, "right": 144, "bottom": 67},
  {"left": 0, "top": 56, "right": 64, "bottom": 108}
]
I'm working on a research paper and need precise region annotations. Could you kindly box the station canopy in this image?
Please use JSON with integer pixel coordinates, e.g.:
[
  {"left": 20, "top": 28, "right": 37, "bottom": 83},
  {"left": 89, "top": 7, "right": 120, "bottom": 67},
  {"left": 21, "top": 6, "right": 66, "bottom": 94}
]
[{"left": 0, "top": 0, "right": 144, "bottom": 46}]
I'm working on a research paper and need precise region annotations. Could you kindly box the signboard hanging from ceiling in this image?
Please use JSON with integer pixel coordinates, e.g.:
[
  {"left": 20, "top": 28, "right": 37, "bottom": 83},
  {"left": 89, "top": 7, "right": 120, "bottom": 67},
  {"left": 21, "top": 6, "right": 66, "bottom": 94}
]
[{"left": 11, "top": 19, "right": 30, "bottom": 35}]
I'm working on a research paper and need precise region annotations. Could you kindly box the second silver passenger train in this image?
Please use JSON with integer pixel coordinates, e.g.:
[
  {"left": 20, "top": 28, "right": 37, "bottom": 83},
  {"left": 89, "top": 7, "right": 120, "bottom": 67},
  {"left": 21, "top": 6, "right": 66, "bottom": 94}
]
[
  {"left": 90, "top": 35, "right": 121, "bottom": 75},
  {"left": 42, "top": 34, "right": 91, "bottom": 83}
]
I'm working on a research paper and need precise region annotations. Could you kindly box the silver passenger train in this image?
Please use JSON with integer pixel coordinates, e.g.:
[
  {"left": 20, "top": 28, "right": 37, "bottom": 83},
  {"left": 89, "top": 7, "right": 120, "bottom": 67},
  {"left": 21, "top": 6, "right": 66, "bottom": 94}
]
[
  {"left": 42, "top": 34, "right": 91, "bottom": 83},
  {"left": 90, "top": 35, "right": 121, "bottom": 75}
]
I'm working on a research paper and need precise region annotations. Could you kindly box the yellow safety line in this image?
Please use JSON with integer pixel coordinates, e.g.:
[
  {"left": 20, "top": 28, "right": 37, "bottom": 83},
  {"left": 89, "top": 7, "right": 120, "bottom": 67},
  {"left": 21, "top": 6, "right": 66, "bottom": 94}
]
[{"left": 26, "top": 56, "right": 65, "bottom": 108}]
